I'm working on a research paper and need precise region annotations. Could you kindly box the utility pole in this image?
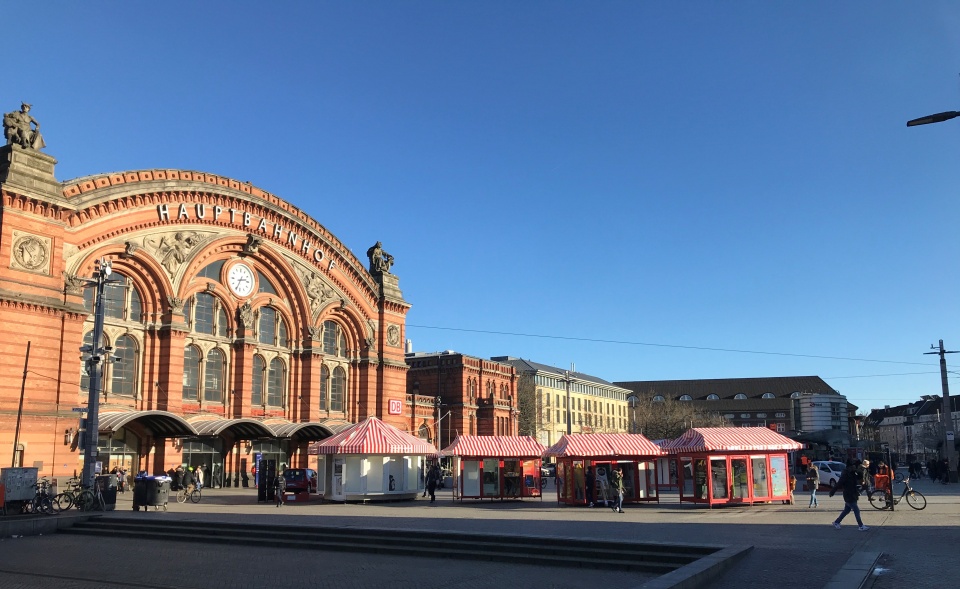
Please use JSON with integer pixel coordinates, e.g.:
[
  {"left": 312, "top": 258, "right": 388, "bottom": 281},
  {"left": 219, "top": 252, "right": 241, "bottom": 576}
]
[
  {"left": 925, "top": 340, "right": 958, "bottom": 483},
  {"left": 564, "top": 370, "right": 572, "bottom": 435}
]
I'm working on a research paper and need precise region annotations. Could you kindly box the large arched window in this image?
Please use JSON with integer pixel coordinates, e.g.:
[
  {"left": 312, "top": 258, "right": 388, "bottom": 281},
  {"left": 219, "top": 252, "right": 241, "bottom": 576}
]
[
  {"left": 319, "top": 365, "right": 329, "bottom": 411},
  {"left": 182, "top": 345, "right": 201, "bottom": 401},
  {"left": 323, "top": 321, "right": 342, "bottom": 356},
  {"left": 251, "top": 355, "right": 265, "bottom": 406},
  {"left": 330, "top": 366, "right": 346, "bottom": 412},
  {"left": 85, "top": 272, "right": 142, "bottom": 321},
  {"left": 111, "top": 335, "right": 138, "bottom": 397},
  {"left": 204, "top": 348, "right": 225, "bottom": 402},
  {"left": 266, "top": 357, "right": 285, "bottom": 407},
  {"left": 195, "top": 293, "right": 217, "bottom": 335},
  {"left": 259, "top": 307, "right": 277, "bottom": 345}
]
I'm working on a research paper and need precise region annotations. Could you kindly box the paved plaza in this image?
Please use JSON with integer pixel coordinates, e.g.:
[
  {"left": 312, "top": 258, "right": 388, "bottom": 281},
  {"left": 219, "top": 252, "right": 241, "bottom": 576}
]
[{"left": 0, "top": 477, "right": 958, "bottom": 588}]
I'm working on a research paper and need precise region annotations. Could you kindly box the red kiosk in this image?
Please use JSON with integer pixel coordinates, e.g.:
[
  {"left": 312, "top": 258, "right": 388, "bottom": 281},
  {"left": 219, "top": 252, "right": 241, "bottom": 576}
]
[
  {"left": 662, "top": 427, "right": 803, "bottom": 507},
  {"left": 441, "top": 436, "right": 545, "bottom": 501},
  {"left": 544, "top": 433, "right": 664, "bottom": 507}
]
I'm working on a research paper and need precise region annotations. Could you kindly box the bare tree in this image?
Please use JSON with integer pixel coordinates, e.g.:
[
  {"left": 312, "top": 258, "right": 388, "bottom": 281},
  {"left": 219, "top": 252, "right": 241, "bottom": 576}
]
[
  {"left": 516, "top": 372, "right": 539, "bottom": 437},
  {"left": 629, "top": 393, "right": 726, "bottom": 440}
]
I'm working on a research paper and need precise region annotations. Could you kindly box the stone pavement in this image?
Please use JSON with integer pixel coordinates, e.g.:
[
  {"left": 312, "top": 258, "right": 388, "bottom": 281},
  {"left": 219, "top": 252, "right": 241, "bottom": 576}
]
[{"left": 0, "top": 477, "right": 957, "bottom": 589}]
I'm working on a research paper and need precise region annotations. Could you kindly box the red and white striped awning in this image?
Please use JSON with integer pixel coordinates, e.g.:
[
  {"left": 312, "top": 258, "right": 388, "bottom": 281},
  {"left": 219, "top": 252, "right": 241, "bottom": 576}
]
[
  {"left": 543, "top": 433, "right": 664, "bottom": 458},
  {"left": 662, "top": 427, "right": 804, "bottom": 454},
  {"left": 308, "top": 416, "right": 438, "bottom": 456},
  {"left": 441, "top": 435, "right": 546, "bottom": 458}
]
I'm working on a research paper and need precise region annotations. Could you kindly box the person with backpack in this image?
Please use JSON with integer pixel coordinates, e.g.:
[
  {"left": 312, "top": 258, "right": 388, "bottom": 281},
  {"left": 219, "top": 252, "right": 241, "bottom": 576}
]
[
  {"left": 830, "top": 461, "right": 869, "bottom": 531},
  {"left": 805, "top": 463, "right": 820, "bottom": 508}
]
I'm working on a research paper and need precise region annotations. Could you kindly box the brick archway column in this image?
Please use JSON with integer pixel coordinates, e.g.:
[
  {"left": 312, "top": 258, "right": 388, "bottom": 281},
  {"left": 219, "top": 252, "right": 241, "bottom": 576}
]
[
  {"left": 232, "top": 340, "right": 256, "bottom": 418},
  {"left": 156, "top": 327, "right": 187, "bottom": 413},
  {"left": 299, "top": 336, "right": 323, "bottom": 422}
]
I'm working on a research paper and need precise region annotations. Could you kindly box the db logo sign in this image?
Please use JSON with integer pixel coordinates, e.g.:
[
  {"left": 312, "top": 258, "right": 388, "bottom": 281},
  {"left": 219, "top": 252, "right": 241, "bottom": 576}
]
[{"left": 388, "top": 399, "right": 403, "bottom": 415}]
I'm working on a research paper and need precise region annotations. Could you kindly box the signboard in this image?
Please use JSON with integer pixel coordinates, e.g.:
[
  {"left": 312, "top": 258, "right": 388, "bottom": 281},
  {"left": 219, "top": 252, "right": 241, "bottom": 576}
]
[
  {"left": 948, "top": 431, "right": 955, "bottom": 441},
  {"left": 388, "top": 399, "right": 402, "bottom": 415},
  {"left": 72, "top": 407, "right": 88, "bottom": 412}
]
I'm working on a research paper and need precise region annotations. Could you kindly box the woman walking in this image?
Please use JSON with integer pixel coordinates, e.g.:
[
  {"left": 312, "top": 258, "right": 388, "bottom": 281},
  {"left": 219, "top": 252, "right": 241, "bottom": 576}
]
[{"left": 806, "top": 463, "right": 820, "bottom": 508}]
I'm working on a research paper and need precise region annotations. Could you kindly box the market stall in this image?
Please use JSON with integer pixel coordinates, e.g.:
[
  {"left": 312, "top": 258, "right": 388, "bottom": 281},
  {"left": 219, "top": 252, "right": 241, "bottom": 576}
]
[
  {"left": 662, "top": 427, "right": 803, "bottom": 507},
  {"left": 308, "top": 417, "right": 437, "bottom": 502},
  {"left": 441, "top": 436, "right": 545, "bottom": 501},
  {"left": 543, "top": 433, "right": 663, "bottom": 507}
]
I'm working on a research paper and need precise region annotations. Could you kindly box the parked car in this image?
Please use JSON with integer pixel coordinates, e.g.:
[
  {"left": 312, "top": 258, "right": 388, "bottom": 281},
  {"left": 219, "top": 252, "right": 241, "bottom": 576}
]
[
  {"left": 811, "top": 461, "right": 847, "bottom": 487},
  {"left": 541, "top": 463, "right": 556, "bottom": 478},
  {"left": 282, "top": 468, "right": 318, "bottom": 496}
]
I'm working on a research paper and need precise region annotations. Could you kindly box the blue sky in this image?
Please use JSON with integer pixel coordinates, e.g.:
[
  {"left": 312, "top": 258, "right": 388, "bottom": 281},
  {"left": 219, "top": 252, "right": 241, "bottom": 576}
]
[{"left": 5, "top": 2, "right": 960, "bottom": 413}]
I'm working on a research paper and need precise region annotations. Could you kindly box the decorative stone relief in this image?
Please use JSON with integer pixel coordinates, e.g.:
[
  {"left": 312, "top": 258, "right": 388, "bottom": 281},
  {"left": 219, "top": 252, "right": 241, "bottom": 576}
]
[
  {"left": 238, "top": 302, "right": 254, "bottom": 330},
  {"left": 296, "top": 266, "right": 336, "bottom": 312},
  {"left": 168, "top": 296, "right": 185, "bottom": 313},
  {"left": 63, "top": 273, "right": 86, "bottom": 295},
  {"left": 122, "top": 241, "right": 139, "bottom": 258},
  {"left": 142, "top": 230, "right": 211, "bottom": 278},
  {"left": 386, "top": 324, "right": 401, "bottom": 347},
  {"left": 307, "top": 325, "right": 321, "bottom": 341},
  {"left": 243, "top": 234, "right": 263, "bottom": 254},
  {"left": 10, "top": 231, "right": 50, "bottom": 274},
  {"left": 365, "top": 319, "right": 377, "bottom": 349}
]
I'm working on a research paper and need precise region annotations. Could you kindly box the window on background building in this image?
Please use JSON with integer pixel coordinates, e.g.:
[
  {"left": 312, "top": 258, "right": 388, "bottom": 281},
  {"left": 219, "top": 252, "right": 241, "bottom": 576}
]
[
  {"left": 757, "top": 413, "right": 767, "bottom": 418},
  {"left": 740, "top": 413, "right": 750, "bottom": 419},
  {"left": 775, "top": 412, "right": 786, "bottom": 418},
  {"left": 653, "top": 395, "right": 665, "bottom": 402},
  {"left": 182, "top": 345, "right": 201, "bottom": 400},
  {"left": 707, "top": 394, "right": 720, "bottom": 400},
  {"left": 319, "top": 365, "right": 329, "bottom": 411},
  {"left": 790, "top": 391, "right": 802, "bottom": 399},
  {"left": 330, "top": 366, "right": 346, "bottom": 412},
  {"left": 204, "top": 348, "right": 224, "bottom": 402},
  {"left": 734, "top": 393, "right": 747, "bottom": 400},
  {"left": 266, "top": 357, "right": 285, "bottom": 406},
  {"left": 762, "top": 392, "right": 775, "bottom": 399},
  {"left": 251, "top": 355, "right": 265, "bottom": 406},
  {"left": 110, "top": 335, "right": 138, "bottom": 396},
  {"left": 679, "top": 395, "right": 692, "bottom": 401}
]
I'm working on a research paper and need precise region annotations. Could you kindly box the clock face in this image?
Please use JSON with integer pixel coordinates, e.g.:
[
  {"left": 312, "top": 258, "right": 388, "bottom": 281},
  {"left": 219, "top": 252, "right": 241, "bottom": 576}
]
[{"left": 227, "top": 263, "right": 255, "bottom": 297}]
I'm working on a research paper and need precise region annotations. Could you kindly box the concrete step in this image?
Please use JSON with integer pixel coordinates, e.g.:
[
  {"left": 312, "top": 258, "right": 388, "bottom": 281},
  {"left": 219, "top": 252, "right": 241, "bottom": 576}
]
[{"left": 62, "top": 517, "right": 717, "bottom": 573}]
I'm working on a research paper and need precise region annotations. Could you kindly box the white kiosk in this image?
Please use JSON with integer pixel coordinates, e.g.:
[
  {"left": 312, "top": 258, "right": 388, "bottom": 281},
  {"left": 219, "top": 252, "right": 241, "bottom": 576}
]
[{"left": 308, "top": 417, "right": 437, "bottom": 502}]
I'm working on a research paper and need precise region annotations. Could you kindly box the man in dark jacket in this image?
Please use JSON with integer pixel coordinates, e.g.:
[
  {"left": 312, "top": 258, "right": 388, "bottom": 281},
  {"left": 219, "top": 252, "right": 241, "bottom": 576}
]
[{"left": 831, "top": 461, "right": 869, "bottom": 531}]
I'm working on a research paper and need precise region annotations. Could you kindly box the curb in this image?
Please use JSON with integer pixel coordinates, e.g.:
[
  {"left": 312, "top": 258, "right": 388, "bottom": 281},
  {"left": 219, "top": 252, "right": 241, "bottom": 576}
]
[
  {"left": 823, "top": 551, "right": 881, "bottom": 589},
  {"left": 638, "top": 544, "right": 754, "bottom": 589}
]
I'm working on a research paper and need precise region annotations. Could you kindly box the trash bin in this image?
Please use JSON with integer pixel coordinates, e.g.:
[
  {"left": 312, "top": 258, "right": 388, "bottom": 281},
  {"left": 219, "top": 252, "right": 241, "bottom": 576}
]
[
  {"left": 133, "top": 477, "right": 148, "bottom": 511},
  {"left": 95, "top": 474, "right": 118, "bottom": 512}
]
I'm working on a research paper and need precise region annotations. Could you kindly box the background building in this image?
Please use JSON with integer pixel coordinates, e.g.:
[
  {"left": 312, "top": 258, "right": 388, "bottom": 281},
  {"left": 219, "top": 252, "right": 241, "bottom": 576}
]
[
  {"left": 863, "top": 396, "right": 960, "bottom": 461},
  {"left": 405, "top": 351, "right": 517, "bottom": 450},
  {"left": 493, "top": 357, "right": 631, "bottom": 447},
  {"left": 616, "top": 376, "right": 855, "bottom": 445}
]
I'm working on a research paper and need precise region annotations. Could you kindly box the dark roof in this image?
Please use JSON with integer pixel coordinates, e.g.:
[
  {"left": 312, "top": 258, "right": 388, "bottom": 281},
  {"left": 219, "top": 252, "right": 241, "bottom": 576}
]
[
  {"left": 864, "top": 396, "right": 960, "bottom": 426},
  {"left": 614, "top": 376, "right": 839, "bottom": 401},
  {"left": 491, "top": 356, "right": 622, "bottom": 388}
]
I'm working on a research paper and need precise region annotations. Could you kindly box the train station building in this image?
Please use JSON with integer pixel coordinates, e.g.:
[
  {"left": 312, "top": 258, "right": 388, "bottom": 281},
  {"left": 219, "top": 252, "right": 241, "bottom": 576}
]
[{"left": 0, "top": 115, "right": 415, "bottom": 486}]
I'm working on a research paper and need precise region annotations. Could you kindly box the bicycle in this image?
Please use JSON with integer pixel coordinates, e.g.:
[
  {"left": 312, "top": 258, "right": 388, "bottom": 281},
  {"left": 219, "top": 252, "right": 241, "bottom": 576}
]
[
  {"left": 53, "top": 477, "right": 84, "bottom": 511},
  {"left": 176, "top": 484, "right": 201, "bottom": 504},
  {"left": 24, "top": 479, "right": 56, "bottom": 515},
  {"left": 867, "top": 477, "right": 926, "bottom": 511},
  {"left": 76, "top": 481, "right": 106, "bottom": 512}
]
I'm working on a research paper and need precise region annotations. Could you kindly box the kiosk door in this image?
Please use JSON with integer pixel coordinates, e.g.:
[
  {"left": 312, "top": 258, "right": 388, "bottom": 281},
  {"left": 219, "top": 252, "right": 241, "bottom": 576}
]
[
  {"left": 331, "top": 458, "right": 345, "bottom": 501},
  {"left": 730, "top": 457, "right": 749, "bottom": 502}
]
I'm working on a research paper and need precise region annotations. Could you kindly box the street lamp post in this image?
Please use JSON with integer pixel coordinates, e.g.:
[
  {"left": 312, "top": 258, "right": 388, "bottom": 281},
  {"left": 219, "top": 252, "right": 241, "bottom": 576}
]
[
  {"left": 907, "top": 110, "right": 960, "bottom": 127},
  {"left": 564, "top": 370, "right": 572, "bottom": 435},
  {"left": 628, "top": 396, "right": 638, "bottom": 434},
  {"left": 80, "top": 258, "right": 124, "bottom": 489}
]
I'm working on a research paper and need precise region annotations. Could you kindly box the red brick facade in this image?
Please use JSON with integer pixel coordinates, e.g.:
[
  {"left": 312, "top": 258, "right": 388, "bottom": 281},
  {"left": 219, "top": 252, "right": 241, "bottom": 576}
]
[
  {"left": 405, "top": 352, "right": 517, "bottom": 450},
  {"left": 0, "top": 145, "right": 410, "bottom": 482}
]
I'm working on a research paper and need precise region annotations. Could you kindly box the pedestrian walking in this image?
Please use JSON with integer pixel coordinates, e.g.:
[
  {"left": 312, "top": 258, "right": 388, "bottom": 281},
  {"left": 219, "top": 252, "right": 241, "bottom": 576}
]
[
  {"left": 195, "top": 465, "right": 205, "bottom": 491},
  {"left": 426, "top": 464, "right": 440, "bottom": 503},
  {"left": 274, "top": 473, "right": 285, "bottom": 507},
  {"left": 610, "top": 467, "right": 625, "bottom": 513},
  {"left": 830, "top": 461, "right": 869, "bottom": 531},
  {"left": 806, "top": 463, "right": 820, "bottom": 508},
  {"left": 586, "top": 466, "right": 596, "bottom": 507}
]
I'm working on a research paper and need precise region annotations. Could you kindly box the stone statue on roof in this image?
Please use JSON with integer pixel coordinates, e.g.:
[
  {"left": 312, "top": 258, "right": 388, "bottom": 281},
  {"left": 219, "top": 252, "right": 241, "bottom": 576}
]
[
  {"left": 366, "top": 241, "right": 394, "bottom": 274},
  {"left": 3, "top": 102, "right": 45, "bottom": 150}
]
